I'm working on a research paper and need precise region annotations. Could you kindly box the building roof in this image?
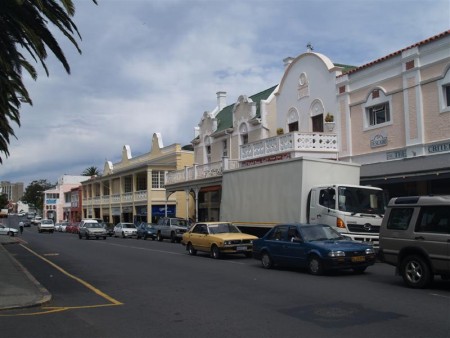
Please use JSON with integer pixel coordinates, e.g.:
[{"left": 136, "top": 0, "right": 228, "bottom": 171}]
[
  {"left": 341, "top": 30, "right": 450, "bottom": 76},
  {"left": 213, "top": 85, "right": 278, "bottom": 135}
]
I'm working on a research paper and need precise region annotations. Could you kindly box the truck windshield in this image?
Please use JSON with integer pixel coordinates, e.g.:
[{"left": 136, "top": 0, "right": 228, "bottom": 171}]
[{"left": 337, "top": 186, "right": 385, "bottom": 215}]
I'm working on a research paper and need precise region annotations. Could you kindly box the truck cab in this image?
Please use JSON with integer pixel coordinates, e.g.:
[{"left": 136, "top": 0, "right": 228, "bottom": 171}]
[{"left": 308, "top": 185, "right": 386, "bottom": 246}]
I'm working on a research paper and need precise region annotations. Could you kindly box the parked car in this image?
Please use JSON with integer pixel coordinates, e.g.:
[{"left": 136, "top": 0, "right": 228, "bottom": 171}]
[
  {"left": 136, "top": 223, "right": 157, "bottom": 240},
  {"left": 181, "top": 222, "right": 258, "bottom": 259},
  {"left": 0, "top": 224, "right": 19, "bottom": 236},
  {"left": 114, "top": 223, "right": 137, "bottom": 238},
  {"left": 154, "top": 217, "right": 190, "bottom": 243},
  {"left": 78, "top": 220, "right": 107, "bottom": 240},
  {"left": 103, "top": 223, "right": 114, "bottom": 237},
  {"left": 55, "top": 221, "right": 69, "bottom": 232},
  {"left": 31, "top": 216, "right": 42, "bottom": 226},
  {"left": 38, "top": 219, "right": 55, "bottom": 233},
  {"left": 379, "top": 195, "right": 450, "bottom": 288},
  {"left": 66, "top": 222, "right": 80, "bottom": 234},
  {"left": 252, "top": 223, "right": 376, "bottom": 274}
]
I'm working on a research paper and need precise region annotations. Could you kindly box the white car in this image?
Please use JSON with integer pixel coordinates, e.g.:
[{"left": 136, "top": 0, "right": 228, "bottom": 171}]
[
  {"left": 113, "top": 223, "right": 137, "bottom": 238},
  {"left": 38, "top": 219, "right": 55, "bottom": 233},
  {"left": 0, "top": 224, "right": 19, "bottom": 236}
]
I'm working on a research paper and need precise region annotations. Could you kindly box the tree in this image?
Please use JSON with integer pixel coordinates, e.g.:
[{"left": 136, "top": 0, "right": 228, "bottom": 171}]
[
  {"left": 21, "top": 179, "right": 54, "bottom": 212},
  {"left": 0, "top": 194, "right": 8, "bottom": 209},
  {"left": 82, "top": 166, "right": 100, "bottom": 176},
  {"left": 0, "top": 0, "right": 97, "bottom": 163}
]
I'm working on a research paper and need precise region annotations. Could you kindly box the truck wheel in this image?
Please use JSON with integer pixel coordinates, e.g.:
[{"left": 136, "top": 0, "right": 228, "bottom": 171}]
[
  {"left": 261, "top": 252, "right": 273, "bottom": 269},
  {"left": 157, "top": 232, "right": 163, "bottom": 241},
  {"left": 400, "top": 255, "right": 433, "bottom": 288},
  {"left": 170, "top": 232, "right": 176, "bottom": 243},
  {"left": 187, "top": 243, "right": 197, "bottom": 255},
  {"left": 211, "top": 245, "right": 220, "bottom": 259},
  {"left": 308, "top": 255, "right": 324, "bottom": 275}
]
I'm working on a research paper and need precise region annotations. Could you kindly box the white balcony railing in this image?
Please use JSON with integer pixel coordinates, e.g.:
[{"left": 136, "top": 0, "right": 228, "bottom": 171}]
[{"left": 165, "top": 131, "right": 338, "bottom": 186}]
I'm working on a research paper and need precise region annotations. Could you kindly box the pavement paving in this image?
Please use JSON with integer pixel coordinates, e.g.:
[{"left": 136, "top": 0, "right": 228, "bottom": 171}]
[{"left": 0, "top": 235, "right": 51, "bottom": 310}]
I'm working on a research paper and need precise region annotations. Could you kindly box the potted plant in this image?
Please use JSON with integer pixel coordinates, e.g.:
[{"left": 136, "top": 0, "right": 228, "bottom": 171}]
[
  {"left": 324, "top": 113, "right": 335, "bottom": 131},
  {"left": 276, "top": 128, "right": 284, "bottom": 135}
]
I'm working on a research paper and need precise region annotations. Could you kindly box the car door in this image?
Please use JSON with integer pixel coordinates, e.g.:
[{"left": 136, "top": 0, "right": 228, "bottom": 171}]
[
  {"left": 264, "top": 225, "right": 289, "bottom": 265},
  {"left": 414, "top": 206, "right": 450, "bottom": 272},
  {"left": 284, "top": 225, "right": 308, "bottom": 268},
  {"left": 190, "top": 224, "right": 209, "bottom": 252}
]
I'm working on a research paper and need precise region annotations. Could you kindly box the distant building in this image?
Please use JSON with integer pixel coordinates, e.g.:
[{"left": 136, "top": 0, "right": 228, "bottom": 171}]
[
  {"left": 81, "top": 133, "right": 195, "bottom": 225},
  {"left": 43, "top": 175, "right": 89, "bottom": 222},
  {"left": 0, "top": 181, "right": 24, "bottom": 202}
]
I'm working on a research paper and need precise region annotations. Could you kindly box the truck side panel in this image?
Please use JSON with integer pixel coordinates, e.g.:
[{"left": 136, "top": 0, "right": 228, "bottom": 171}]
[{"left": 220, "top": 157, "right": 361, "bottom": 226}]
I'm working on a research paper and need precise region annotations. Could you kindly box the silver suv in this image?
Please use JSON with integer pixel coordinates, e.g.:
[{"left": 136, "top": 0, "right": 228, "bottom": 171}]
[{"left": 379, "top": 195, "right": 450, "bottom": 288}]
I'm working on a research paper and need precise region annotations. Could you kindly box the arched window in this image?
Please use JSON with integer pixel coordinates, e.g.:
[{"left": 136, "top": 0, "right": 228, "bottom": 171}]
[{"left": 287, "top": 108, "right": 299, "bottom": 132}]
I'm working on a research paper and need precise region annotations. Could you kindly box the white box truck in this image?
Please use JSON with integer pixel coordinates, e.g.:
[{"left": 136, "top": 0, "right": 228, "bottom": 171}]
[{"left": 220, "top": 157, "right": 385, "bottom": 245}]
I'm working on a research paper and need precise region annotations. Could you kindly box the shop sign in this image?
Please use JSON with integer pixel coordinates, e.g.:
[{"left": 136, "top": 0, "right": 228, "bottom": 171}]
[
  {"left": 428, "top": 142, "right": 450, "bottom": 154},
  {"left": 152, "top": 205, "right": 175, "bottom": 216},
  {"left": 370, "top": 131, "right": 388, "bottom": 148},
  {"left": 46, "top": 199, "right": 57, "bottom": 205},
  {"left": 387, "top": 149, "right": 407, "bottom": 160}
]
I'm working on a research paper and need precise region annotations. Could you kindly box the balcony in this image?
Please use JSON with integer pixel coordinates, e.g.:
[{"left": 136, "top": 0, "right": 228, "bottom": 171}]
[
  {"left": 165, "top": 132, "right": 338, "bottom": 185},
  {"left": 240, "top": 132, "right": 338, "bottom": 161}
]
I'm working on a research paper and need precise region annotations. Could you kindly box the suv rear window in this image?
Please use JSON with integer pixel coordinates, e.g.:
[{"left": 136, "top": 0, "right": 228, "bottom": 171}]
[
  {"left": 386, "top": 208, "right": 414, "bottom": 230},
  {"left": 415, "top": 206, "right": 450, "bottom": 234}
]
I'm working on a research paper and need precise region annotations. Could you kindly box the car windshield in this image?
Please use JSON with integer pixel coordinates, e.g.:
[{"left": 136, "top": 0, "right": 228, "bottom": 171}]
[
  {"left": 208, "top": 223, "right": 241, "bottom": 234},
  {"left": 42, "top": 220, "right": 52, "bottom": 224},
  {"left": 123, "top": 224, "right": 136, "bottom": 229},
  {"left": 87, "top": 223, "right": 102, "bottom": 228},
  {"left": 337, "top": 186, "right": 386, "bottom": 215},
  {"left": 300, "top": 225, "right": 342, "bottom": 242}
]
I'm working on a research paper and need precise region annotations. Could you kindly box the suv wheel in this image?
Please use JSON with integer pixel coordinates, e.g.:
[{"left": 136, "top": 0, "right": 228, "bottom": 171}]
[
  {"left": 170, "top": 232, "right": 176, "bottom": 243},
  {"left": 400, "top": 255, "right": 433, "bottom": 288}
]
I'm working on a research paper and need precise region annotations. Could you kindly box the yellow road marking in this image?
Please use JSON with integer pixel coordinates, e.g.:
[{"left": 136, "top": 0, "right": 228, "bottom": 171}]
[
  {"left": 0, "top": 304, "right": 121, "bottom": 317},
  {"left": 19, "top": 244, "right": 123, "bottom": 306}
]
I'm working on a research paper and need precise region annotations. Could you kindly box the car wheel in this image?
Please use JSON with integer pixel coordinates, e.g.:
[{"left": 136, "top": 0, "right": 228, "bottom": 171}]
[
  {"left": 7, "top": 231, "right": 14, "bottom": 237},
  {"left": 187, "top": 243, "right": 197, "bottom": 255},
  {"left": 211, "top": 245, "right": 220, "bottom": 259},
  {"left": 78, "top": 234, "right": 82, "bottom": 239},
  {"left": 170, "top": 232, "right": 176, "bottom": 243},
  {"left": 400, "top": 255, "right": 433, "bottom": 288},
  {"left": 308, "top": 255, "right": 324, "bottom": 275},
  {"left": 85, "top": 233, "right": 89, "bottom": 240},
  {"left": 261, "top": 252, "right": 273, "bottom": 269},
  {"left": 157, "top": 232, "right": 163, "bottom": 241},
  {"left": 122, "top": 232, "right": 125, "bottom": 238},
  {"left": 103, "top": 236, "right": 106, "bottom": 240},
  {"left": 143, "top": 235, "right": 147, "bottom": 240}
]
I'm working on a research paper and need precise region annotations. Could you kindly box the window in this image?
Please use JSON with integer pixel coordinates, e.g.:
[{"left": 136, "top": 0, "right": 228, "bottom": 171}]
[
  {"left": 206, "top": 145, "right": 211, "bottom": 163},
  {"left": 438, "top": 70, "right": 450, "bottom": 113},
  {"left": 242, "top": 134, "right": 248, "bottom": 145},
  {"left": 123, "top": 175, "right": 132, "bottom": 193},
  {"left": 367, "top": 103, "right": 390, "bottom": 126},
  {"left": 415, "top": 206, "right": 450, "bottom": 234},
  {"left": 386, "top": 208, "right": 414, "bottom": 230},
  {"left": 135, "top": 172, "right": 147, "bottom": 191},
  {"left": 288, "top": 121, "right": 299, "bottom": 132},
  {"left": 152, "top": 171, "right": 165, "bottom": 189},
  {"left": 222, "top": 140, "right": 228, "bottom": 157}
]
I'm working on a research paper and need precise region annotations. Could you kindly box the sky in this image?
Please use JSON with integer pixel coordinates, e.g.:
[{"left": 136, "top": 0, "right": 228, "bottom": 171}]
[{"left": 1, "top": 0, "right": 449, "bottom": 187}]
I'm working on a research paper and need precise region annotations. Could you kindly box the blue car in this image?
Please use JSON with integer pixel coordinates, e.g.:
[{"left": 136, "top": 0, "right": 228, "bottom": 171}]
[
  {"left": 136, "top": 223, "right": 157, "bottom": 240},
  {"left": 253, "top": 223, "right": 376, "bottom": 275}
]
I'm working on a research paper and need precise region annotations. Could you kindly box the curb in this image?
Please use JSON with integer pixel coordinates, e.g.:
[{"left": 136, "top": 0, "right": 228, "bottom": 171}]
[{"left": 0, "top": 241, "right": 52, "bottom": 310}]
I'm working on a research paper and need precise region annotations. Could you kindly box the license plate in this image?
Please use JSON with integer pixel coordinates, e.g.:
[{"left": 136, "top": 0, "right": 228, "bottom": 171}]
[
  {"left": 351, "top": 256, "right": 365, "bottom": 262},
  {"left": 236, "top": 246, "right": 247, "bottom": 251}
]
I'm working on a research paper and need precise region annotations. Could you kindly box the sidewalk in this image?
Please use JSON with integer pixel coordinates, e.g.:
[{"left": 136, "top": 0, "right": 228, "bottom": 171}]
[{"left": 0, "top": 236, "right": 51, "bottom": 310}]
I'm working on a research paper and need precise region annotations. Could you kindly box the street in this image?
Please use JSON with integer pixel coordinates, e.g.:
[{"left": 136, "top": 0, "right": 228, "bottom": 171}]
[{"left": 1, "top": 225, "right": 450, "bottom": 338}]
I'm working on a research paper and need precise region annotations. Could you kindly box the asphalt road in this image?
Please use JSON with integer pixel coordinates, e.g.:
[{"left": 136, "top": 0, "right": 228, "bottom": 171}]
[{"left": 1, "top": 225, "right": 449, "bottom": 338}]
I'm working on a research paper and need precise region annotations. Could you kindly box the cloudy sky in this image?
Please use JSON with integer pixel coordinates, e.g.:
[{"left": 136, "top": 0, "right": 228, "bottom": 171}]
[{"left": 1, "top": 0, "right": 449, "bottom": 187}]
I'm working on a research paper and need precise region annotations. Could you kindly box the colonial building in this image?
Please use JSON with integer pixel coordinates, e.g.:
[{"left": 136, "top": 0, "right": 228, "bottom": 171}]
[
  {"left": 166, "top": 30, "right": 450, "bottom": 221},
  {"left": 81, "top": 133, "right": 194, "bottom": 224}
]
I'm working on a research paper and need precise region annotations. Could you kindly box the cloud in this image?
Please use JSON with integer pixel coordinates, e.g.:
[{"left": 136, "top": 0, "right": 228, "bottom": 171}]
[{"left": 2, "top": 0, "right": 449, "bottom": 186}]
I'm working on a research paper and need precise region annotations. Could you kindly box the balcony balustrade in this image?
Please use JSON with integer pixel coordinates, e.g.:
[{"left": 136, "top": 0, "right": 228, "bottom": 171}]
[{"left": 165, "top": 131, "right": 337, "bottom": 186}]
